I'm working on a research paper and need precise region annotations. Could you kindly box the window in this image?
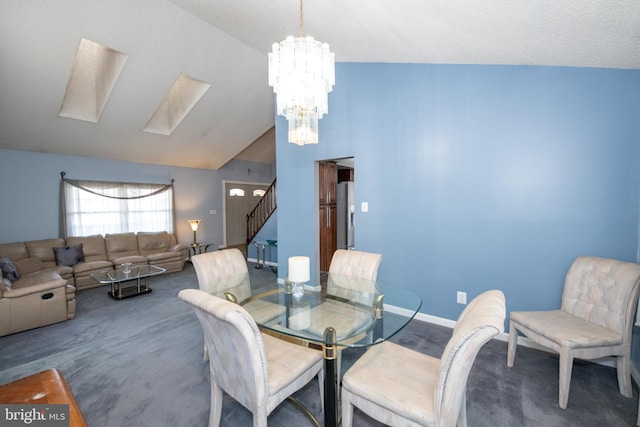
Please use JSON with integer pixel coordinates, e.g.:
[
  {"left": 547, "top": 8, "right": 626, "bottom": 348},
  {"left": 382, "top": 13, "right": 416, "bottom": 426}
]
[
  {"left": 61, "top": 178, "right": 174, "bottom": 237},
  {"left": 253, "top": 189, "right": 266, "bottom": 197},
  {"left": 229, "top": 188, "right": 245, "bottom": 197}
]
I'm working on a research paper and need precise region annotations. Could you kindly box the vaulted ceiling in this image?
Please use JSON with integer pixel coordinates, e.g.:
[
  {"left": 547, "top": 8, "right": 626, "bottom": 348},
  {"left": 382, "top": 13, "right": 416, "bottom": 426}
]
[{"left": 1, "top": 1, "right": 638, "bottom": 170}]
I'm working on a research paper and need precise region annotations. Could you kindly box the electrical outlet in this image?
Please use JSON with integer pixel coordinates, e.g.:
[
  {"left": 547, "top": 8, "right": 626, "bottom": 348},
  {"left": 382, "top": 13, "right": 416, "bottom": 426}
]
[{"left": 457, "top": 291, "right": 467, "bottom": 305}]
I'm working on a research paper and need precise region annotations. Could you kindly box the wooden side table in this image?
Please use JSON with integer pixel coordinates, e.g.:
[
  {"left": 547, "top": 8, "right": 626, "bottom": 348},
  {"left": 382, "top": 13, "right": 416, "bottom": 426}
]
[{"left": 0, "top": 368, "right": 88, "bottom": 427}]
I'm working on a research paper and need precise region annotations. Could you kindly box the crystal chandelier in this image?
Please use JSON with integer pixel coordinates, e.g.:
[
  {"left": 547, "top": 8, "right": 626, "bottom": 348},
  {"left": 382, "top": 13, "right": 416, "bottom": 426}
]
[{"left": 268, "top": 0, "right": 335, "bottom": 145}]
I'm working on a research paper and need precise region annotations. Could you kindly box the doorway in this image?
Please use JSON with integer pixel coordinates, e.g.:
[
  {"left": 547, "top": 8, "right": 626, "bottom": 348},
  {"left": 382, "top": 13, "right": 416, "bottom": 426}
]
[
  {"left": 223, "top": 181, "right": 269, "bottom": 255},
  {"left": 317, "top": 157, "right": 355, "bottom": 271}
]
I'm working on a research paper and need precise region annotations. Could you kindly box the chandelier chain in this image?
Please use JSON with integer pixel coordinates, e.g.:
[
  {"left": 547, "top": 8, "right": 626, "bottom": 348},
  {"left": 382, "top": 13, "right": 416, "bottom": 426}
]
[{"left": 299, "top": 0, "right": 304, "bottom": 37}]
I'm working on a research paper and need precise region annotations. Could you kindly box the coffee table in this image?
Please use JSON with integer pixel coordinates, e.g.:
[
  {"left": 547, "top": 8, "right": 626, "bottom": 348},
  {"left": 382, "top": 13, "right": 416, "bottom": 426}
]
[{"left": 90, "top": 265, "right": 166, "bottom": 300}]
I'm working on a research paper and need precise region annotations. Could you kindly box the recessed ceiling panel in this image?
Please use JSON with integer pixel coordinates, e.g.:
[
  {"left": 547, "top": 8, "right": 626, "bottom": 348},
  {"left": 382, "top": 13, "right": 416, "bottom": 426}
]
[
  {"left": 59, "top": 38, "right": 128, "bottom": 123},
  {"left": 143, "top": 74, "right": 211, "bottom": 136}
]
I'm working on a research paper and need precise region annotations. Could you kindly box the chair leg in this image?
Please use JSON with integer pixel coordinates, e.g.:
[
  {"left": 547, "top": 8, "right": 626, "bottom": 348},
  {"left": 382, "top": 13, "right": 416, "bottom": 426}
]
[
  {"left": 558, "top": 348, "right": 573, "bottom": 409},
  {"left": 253, "top": 410, "right": 268, "bottom": 427},
  {"left": 616, "top": 354, "right": 633, "bottom": 397},
  {"left": 458, "top": 388, "right": 468, "bottom": 427},
  {"left": 341, "top": 389, "right": 354, "bottom": 427},
  {"left": 507, "top": 323, "right": 518, "bottom": 367},
  {"left": 209, "top": 383, "right": 223, "bottom": 427},
  {"left": 336, "top": 349, "right": 342, "bottom": 402},
  {"left": 252, "top": 410, "right": 268, "bottom": 427}
]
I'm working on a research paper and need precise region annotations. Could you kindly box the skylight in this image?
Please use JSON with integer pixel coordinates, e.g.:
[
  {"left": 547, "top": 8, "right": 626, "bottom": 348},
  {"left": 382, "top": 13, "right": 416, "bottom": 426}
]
[
  {"left": 143, "top": 74, "right": 211, "bottom": 136},
  {"left": 59, "top": 38, "right": 128, "bottom": 123}
]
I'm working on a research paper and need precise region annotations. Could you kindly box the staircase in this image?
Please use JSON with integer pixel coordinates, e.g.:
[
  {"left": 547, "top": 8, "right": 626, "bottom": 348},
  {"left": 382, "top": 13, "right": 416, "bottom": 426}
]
[{"left": 246, "top": 179, "right": 276, "bottom": 246}]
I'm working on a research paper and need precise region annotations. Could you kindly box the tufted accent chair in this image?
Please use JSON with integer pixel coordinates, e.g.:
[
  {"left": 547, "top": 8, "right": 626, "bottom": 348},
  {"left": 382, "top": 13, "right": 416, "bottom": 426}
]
[
  {"left": 341, "top": 290, "right": 506, "bottom": 427},
  {"left": 311, "top": 249, "right": 383, "bottom": 393},
  {"left": 179, "top": 289, "right": 324, "bottom": 427},
  {"left": 328, "top": 249, "right": 382, "bottom": 280},
  {"left": 191, "top": 248, "right": 285, "bottom": 360},
  {"left": 507, "top": 256, "right": 640, "bottom": 409}
]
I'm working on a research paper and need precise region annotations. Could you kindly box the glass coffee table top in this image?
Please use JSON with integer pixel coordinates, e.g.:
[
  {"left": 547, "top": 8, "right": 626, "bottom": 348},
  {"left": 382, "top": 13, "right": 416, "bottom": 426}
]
[{"left": 91, "top": 264, "right": 166, "bottom": 300}]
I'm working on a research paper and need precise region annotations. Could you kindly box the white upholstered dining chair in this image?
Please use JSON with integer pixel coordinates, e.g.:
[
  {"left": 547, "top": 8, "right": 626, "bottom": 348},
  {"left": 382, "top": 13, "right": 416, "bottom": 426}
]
[
  {"left": 341, "top": 289, "right": 506, "bottom": 427},
  {"left": 303, "top": 249, "right": 383, "bottom": 381},
  {"left": 328, "top": 249, "right": 382, "bottom": 280},
  {"left": 191, "top": 248, "right": 285, "bottom": 360},
  {"left": 507, "top": 256, "right": 640, "bottom": 409},
  {"left": 179, "top": 289, "right": 324, "bottom": 427}
]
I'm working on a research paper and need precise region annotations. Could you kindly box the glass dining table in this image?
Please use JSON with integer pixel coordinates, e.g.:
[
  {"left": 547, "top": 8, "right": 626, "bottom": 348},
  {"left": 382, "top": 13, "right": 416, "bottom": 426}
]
[{"left": 212, "top": 271, "right": 422, "bottom": 427}]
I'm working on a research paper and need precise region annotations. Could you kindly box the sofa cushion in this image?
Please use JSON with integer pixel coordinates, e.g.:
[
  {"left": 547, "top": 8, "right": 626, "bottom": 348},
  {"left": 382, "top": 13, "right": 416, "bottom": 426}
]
[
  {"left": 0, "top": 256, "right": 20, "bottom": 282},
  {"left": 26, "top": 238, "right": 66, "bottom": 267},
  {"left": 105, "top": 232, "right": 141, "bottom": 261},
  {"left": 12, "top": 270, "right": 63, "bottom": 288},
  {"left": 66, "top": 235, "right": 107, "bottom": 261},
  {"left": 15, "top": 257, "right": 47, "bottom": 275},
  {"left": 0, "top": 242, "right": 29, "bottom": 263},
  {"left": 53, "top": 244, "right": 85, "bottom": 267},
  {"left": 73, "top": 260, "right": 113, "bottom": 275},
  {"left": 137, "top": 231, "right": 177, "bottom": 256}
]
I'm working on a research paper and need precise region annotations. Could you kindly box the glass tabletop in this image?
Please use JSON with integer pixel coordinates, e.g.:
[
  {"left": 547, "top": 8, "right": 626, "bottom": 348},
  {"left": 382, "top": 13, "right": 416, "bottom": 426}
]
[
  {"left": 211, "top": 272, "right": 422, "bottom": 347},
  {"left": 90, "top": 265, "right": 166, "bottom": 283}
]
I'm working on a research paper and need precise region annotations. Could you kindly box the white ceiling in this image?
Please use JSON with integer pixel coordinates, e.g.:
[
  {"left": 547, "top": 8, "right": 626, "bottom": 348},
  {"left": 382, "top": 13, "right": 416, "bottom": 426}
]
[{"left": 1, "top": 0, "right": 638, "bottom": 170}]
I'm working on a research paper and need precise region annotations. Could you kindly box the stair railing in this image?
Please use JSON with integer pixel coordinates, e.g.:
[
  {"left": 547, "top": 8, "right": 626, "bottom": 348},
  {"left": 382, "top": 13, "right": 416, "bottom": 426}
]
[{"left": 246, "top": 179, "right": 276, "bottom": 245}]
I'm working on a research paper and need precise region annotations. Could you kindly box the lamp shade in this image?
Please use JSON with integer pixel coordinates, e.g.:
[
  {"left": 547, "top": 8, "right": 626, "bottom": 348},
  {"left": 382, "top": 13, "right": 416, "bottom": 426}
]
[
  {"left": 288, "top": 256, "right": 310, "bottom": 283},
  {"left": 188, "top": 220, "right": 201, "bottom": 231}
]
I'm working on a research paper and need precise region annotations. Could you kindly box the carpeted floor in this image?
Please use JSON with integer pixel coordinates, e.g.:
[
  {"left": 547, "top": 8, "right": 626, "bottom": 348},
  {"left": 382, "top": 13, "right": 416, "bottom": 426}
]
[{"left": 0, "top": 262, "right": 637, "bottom": 426}]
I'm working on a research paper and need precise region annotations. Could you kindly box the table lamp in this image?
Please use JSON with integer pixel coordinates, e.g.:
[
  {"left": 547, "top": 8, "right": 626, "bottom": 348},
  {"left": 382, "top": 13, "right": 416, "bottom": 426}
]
[
  {"left": 288, "top": 256, "right": 310, "bottom": 299},
  {"left": 187, "top": 220, "right": 201, "bottom": 245}
]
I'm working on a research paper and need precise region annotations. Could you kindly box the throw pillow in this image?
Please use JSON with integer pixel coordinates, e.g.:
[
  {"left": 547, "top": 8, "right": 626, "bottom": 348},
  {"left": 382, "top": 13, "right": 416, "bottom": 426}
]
[
  {"left": 53, "top": 244, "right": 85, "bottom": 267},
  {"left": 1, "top": 277, "right": 12, "bottom": 292},
  {"left": 15, "top": 257, "right": 47, "bottom": 275},
  {"left": 0, "top": 256, "right": 20, "bottom": 282}
]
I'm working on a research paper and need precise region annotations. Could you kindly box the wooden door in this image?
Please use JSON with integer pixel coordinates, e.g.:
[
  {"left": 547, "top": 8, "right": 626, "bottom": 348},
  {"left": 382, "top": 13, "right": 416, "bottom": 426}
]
[
  {"left": 224, "top": 182, "right": 268, "bottom": 247},
  {"left": 318, "top": 162, "right": 337, "bottom": 271},
  {"left": 319, "top": 162, "right": 337, "bottom": 204},
  {"left": 319, "top": 205, "right": 336, "bottom": 271}
]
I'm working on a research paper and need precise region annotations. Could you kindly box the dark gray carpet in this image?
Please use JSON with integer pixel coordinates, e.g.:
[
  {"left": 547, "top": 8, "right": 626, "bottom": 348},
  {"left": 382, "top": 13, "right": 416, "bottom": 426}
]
[{"left": 0, "top": 263, "right": 637, "bottom": 426}]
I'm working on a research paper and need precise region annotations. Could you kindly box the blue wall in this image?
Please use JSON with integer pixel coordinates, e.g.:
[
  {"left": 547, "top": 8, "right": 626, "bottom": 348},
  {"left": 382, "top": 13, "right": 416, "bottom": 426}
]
[
  {"left": 275, "top": 64, "right": 640, "bottom": 323},
  {"left": 0, "top": 149, "right": 275, "bottom": 248}
]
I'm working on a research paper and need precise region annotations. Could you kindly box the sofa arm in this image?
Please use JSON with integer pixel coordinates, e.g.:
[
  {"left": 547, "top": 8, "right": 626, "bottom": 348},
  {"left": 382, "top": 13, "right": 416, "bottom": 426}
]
[
  {"left": 169, "top": 243, "right": 188, "bottom": 252},
  {"left": 65, "top": 283, "right": 77, "bottom": 319},
  {"left": 3, "top": 279, "right": 68, "bottom": 299}
]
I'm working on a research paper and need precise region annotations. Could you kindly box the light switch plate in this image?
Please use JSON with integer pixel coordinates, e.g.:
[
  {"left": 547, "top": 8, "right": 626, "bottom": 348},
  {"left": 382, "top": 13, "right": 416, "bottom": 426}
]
[{"left": 361, "top": 202, "right": 368, "bottom": 212}]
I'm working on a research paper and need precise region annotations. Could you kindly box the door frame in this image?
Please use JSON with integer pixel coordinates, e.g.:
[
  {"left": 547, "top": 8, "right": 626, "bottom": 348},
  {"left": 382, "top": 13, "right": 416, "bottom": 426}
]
[
  {"left": 315, "top": 157, "right": 355, "bottom": 271},
  {"left": 221, "top": 179, "right": 271, "bottom": 250}
]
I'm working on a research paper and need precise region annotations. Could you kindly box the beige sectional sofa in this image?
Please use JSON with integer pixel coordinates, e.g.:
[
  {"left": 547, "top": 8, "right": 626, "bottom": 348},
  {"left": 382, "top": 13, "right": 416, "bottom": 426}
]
[{"left": 0, "top": 231, "right": 187, "bottom": 336}]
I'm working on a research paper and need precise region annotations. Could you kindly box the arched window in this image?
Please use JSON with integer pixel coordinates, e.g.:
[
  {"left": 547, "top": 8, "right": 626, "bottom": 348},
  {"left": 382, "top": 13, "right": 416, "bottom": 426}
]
[{"left": 229, "top": 188, "right": 245, "bottom": 197}]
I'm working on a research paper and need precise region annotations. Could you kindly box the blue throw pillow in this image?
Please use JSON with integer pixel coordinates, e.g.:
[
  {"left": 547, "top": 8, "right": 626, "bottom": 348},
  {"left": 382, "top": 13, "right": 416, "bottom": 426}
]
[
  {"left": 0, "top": 256, "right": 20, "bottom": 282},
  {"left": 53, "top": 244, "right": 85, "bottom": 267}
]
